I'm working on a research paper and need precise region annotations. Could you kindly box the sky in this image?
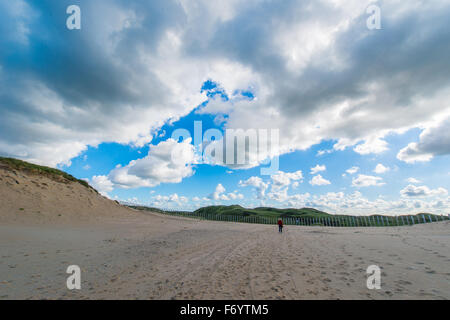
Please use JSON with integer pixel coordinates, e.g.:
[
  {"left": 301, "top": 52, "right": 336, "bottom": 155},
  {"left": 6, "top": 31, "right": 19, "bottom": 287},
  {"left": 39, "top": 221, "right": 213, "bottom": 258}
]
[{"left": 1, "top": 0, "right": 450, "bottom": 215}]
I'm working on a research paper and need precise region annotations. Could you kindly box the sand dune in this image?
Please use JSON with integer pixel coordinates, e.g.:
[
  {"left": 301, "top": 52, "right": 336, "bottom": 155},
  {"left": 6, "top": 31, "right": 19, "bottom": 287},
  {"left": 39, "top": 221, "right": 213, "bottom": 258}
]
[
  {"left": 0, "top": 161, "right": 449, "bottom": 299},
  {"left": 0, "top": 160, "right": 136, "bottom": 224}
]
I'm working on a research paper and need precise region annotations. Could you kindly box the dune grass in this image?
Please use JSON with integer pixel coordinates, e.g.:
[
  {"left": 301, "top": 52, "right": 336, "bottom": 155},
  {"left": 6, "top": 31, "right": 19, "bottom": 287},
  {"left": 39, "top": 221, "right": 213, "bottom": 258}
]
[{"left": 0, "top": 157, "right": 93, "bottom": 190}]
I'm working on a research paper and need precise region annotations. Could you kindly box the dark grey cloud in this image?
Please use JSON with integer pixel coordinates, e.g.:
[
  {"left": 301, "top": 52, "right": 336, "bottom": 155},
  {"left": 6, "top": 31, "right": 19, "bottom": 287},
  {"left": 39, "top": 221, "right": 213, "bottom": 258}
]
[
  {"left": 0, "top": 0, "right": 196, "bottom": 165},
  {"left": 1, "top": 0, "right": 449, "bottom": 167},
  {"left": 398, "top": 118, "right": 450, "bottom": 162}
]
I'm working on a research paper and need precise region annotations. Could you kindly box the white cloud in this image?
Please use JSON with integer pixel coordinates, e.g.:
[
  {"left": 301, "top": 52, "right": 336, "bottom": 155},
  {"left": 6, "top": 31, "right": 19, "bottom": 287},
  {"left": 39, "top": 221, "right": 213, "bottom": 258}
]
[
  {"left": 271, "top": 170, "right": 303, "bottom": 187},
  {"left": 352, "top": 174, "right": 385, "bottom": 187},
  {"left": 316, "top": 149, "right": 333, "bottom": 156},
  {"left": 265, "top": 170, "right": 304, "bottom": 200},
  {"left": 152, "top": 193, "right": 190, "bottom": 208},
  {"left": 400, "top": 185, "right": 448, "bottom": 198},
  {"left": 397, "top": 117, "right": 450, "bottom": 163},
  {"left": 227, "top": 192, "right": 242, "bottom": 200},
  {"left": 397, "top": 143, "right": 434, "bottom": 163},
  {"left": 309, "top": 174, "right": 331, "bottom": 186},
  {"left": 274, "top": 190, "right": 450, "bottom": 215},
  {"left": 239, "top": 176, "right": 269, "bottom": 199},
  {"left": 107, "top": 138, "right": 195, "bottom": 189},
  {"left": 310, "top": 164, "right": 326, "bottom": 175},
  {"left": 209, "top": 183, "right": 226, "bottom": 200},
  {"left": 406, "top": 177, "right": 421, "bottom": 184},
  {"left": 90, "top": 175, "right": 114, "bottom": 196},
  {"left": 373, "top": 163, "right": 390, "bottom": 174},
  {"left": 353, "top": 137, "right": 389, "bottom": 155},
  {"left": 205, "top": 184, "right": 245, "bottom": 201},
  {"left": 346, "top": 166, "right": 359, "bottom": 175}
]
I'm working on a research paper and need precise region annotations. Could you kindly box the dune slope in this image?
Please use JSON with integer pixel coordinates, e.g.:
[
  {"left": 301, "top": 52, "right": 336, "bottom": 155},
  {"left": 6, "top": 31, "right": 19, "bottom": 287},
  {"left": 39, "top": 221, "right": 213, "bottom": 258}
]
[{"left": 0, "top": 158, "right": 135, "bottom": 224}]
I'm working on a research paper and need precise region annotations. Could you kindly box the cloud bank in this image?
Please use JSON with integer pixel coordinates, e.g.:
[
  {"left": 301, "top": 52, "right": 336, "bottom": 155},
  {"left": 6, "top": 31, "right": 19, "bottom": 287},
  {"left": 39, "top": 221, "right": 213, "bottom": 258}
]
[{"left": 1, "top": 0, "right": 450, "bottom": 169}]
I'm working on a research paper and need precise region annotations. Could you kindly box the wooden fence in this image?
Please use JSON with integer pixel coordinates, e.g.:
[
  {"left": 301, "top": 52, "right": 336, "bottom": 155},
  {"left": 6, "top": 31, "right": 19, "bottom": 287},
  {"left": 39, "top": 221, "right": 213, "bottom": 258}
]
[{"left": 123, "top": 203, "right": 450, "bottom": 227}]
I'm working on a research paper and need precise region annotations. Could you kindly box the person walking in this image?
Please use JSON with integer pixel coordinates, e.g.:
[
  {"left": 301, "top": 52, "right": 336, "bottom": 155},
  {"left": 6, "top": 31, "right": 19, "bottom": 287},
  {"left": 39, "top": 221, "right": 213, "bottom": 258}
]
[{"left": 278, "top": 218, "right": 284, "bottom": 233}]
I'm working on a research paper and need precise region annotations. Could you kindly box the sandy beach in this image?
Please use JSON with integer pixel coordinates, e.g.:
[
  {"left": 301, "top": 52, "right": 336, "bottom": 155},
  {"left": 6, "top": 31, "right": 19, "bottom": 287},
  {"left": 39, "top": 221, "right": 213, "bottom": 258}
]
[
  {"left": 2, "top": 0, "right": 450, "bottom": 303},
  {"left": 1, "top": 211, "right": 449, "bottom": 300}
]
